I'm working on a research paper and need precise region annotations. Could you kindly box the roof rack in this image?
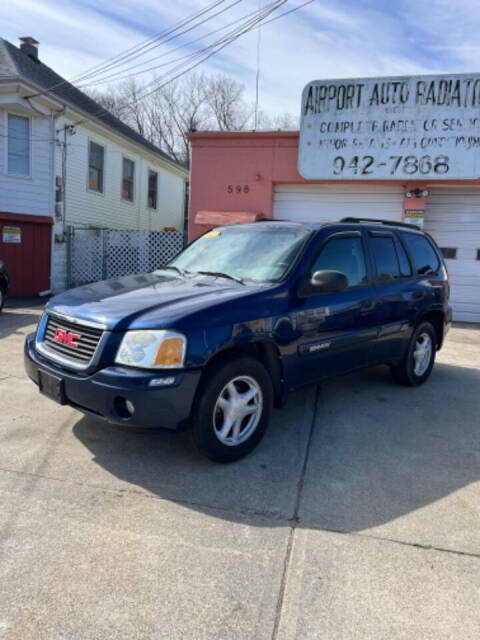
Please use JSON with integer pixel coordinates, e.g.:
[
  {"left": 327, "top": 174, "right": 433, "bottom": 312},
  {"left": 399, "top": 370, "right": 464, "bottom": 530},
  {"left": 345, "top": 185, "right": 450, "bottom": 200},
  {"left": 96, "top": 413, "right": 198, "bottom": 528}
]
[{"left": 340, "top": 217, "right": 421, "bottom": 231}]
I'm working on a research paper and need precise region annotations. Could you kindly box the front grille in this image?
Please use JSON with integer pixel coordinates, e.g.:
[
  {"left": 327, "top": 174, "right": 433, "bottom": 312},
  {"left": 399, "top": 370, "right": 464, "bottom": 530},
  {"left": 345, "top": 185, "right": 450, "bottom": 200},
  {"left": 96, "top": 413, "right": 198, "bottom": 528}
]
[{"left": 42, "top": 314, "right": 103, "bottom": 365}]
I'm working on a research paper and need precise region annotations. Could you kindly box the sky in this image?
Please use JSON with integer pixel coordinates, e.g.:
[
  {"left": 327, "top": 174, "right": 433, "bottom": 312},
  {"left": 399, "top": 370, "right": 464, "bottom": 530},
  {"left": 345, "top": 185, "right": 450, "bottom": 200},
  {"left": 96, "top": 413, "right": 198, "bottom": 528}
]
[{"left": 3, "top": 0, "right": 480, "bottom": 119}]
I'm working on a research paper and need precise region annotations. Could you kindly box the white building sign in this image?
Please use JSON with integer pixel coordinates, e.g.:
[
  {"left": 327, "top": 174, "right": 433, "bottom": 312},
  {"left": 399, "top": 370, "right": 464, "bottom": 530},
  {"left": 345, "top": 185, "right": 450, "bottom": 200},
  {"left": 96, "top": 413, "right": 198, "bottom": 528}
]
[
  {"left": 299, "top": 73, "right": 480, "bottom": 180},
  {"left": 2, "top": 225, "right": 21, "bottom": 243}
]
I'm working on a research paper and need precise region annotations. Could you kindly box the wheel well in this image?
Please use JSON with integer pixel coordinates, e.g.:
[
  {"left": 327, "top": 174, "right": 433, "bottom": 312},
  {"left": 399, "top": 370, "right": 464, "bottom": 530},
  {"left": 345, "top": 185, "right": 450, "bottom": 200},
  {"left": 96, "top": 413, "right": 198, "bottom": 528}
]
[
  {"left": 0, "top": 275, "right": 6, "bottom": 293},
  {"left": 200, "top": 342, "right": 284, "bottom": 406},
  {"left": 418, "top": 310, "right": 444, "bottom": 349}
]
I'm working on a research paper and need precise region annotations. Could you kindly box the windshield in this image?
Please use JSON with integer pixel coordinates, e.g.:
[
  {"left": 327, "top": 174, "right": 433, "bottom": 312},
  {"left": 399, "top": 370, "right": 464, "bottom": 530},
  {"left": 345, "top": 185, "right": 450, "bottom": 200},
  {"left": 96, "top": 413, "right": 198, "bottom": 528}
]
[{"left": 168, "top": 226, "right": 311, "bottom": 283}]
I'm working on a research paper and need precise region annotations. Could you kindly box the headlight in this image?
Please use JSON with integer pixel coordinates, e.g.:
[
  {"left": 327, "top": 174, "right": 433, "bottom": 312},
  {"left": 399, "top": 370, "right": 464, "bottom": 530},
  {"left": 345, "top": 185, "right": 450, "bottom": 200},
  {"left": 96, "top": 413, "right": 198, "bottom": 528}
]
[{"left": 115, "top": 330, "right": 187, "bottom": 369}]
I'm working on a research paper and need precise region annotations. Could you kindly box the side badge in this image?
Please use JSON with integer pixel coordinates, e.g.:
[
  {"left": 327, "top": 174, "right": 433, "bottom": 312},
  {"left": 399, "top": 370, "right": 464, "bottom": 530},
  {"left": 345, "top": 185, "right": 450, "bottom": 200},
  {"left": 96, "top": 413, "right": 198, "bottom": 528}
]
[{"left": 308, "top": 342, "right": 331, "bottom": 353}]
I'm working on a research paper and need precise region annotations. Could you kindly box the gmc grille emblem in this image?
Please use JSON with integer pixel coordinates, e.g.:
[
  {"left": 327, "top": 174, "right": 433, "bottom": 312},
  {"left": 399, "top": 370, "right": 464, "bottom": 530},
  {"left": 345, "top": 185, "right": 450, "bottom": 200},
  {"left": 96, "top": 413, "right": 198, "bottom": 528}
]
[{"left": 52, "top": 328, "right": 81, "bottom": 348}]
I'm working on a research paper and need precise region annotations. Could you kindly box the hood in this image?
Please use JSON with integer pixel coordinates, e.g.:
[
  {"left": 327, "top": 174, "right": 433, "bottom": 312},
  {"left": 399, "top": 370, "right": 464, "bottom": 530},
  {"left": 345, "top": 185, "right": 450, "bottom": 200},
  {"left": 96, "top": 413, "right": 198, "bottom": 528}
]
[{"left": 47, "top": 271, "right": 257, "bottom": 330}]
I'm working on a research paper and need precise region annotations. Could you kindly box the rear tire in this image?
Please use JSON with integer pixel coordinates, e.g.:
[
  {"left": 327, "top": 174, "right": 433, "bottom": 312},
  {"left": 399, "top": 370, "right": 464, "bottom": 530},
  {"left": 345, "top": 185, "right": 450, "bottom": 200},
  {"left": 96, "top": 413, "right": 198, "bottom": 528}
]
[
  {"left": 190, "top": 355, "right": 273, "bottom": 463},
  {"left": 0, "top": 286, "right": 4, "bottom": 313},
  {"left": 390, "top": 321, "right": 436, "bottom": 386}
]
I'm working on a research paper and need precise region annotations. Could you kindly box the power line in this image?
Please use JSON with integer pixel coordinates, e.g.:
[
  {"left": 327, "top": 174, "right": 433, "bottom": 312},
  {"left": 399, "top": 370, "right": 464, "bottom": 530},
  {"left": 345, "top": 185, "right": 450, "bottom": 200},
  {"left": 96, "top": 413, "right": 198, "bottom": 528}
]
[
  {"left": 71, "top": 0, "right": 243, "bottom": 86},
  {"left": 76, "top": 4, "right": 270, "bottom": 89},
  {"left": 86, "top": 0, "right": 287, "bottom": 121},
  {"left": 26, "top": 0, "right": 230, "bottom": 97},
  {"left": 79, "top": 0, "right": 315, "bottom": 91}
]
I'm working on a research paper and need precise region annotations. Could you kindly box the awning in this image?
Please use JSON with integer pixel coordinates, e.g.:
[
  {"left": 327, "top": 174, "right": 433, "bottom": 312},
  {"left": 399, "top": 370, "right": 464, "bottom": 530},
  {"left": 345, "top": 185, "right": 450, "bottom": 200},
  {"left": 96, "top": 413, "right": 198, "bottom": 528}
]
[{"left": 194, "top": 211, "right": 266, "bottom": 226}]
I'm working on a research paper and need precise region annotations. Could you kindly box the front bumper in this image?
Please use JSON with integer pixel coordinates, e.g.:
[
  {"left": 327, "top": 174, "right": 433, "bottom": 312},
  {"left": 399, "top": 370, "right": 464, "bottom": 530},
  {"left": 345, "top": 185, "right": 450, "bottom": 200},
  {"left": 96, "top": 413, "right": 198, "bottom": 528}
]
[{"left": 24, "top": 334, "right": 201, "bottom": 431}]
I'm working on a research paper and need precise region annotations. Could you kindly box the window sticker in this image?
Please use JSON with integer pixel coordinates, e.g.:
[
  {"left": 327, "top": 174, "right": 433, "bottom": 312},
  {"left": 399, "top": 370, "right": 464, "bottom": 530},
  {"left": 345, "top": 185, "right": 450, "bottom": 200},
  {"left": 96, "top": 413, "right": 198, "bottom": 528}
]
[{"left": 204, "top": 230, "right": 221, "bottom": 238}]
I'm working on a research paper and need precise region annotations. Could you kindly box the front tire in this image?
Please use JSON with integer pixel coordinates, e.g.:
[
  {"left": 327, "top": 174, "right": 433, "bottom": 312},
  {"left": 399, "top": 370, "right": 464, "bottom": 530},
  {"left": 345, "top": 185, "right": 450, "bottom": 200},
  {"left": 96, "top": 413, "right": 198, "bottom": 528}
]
[
  {"left": 391, "top": 321, "right": 436, "bottom": 386},
  {"left": 190, "top": 355, "right": 273, "bottom": 463}
]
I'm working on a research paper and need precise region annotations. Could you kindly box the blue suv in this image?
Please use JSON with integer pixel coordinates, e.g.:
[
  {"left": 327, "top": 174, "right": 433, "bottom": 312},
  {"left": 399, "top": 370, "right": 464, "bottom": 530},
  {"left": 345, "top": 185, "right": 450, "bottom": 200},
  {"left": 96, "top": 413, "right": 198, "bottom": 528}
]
[{"left": 25, "top": 218, "right": 451, "bottom": 462}]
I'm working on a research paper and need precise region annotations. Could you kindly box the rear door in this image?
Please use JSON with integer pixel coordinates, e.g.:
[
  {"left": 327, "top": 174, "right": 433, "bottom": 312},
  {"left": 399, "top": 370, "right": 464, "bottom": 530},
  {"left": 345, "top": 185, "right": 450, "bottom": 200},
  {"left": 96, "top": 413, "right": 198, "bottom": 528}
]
[
  {"left": 290, "top": 230, "right": 380, "bottom": 387},
  {"left": 366, "top": 230, "right": 413, "bottom": 363}
]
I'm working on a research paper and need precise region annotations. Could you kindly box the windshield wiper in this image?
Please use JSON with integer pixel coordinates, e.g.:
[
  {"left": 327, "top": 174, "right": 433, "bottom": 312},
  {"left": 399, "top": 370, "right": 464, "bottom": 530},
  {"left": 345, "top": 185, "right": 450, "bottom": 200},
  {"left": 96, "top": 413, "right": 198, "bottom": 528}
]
[
  {"left": 196, "top": 270, "right": 245, "bottom": 285},
  {"left": 159, "top": 265, "right": 188, "bottom": 277}
]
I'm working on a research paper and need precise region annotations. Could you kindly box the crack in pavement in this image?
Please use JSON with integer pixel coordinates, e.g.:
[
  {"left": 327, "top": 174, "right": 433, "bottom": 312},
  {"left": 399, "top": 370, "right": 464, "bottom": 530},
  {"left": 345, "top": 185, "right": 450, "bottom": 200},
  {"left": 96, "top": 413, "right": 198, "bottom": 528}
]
[
  {"left": 318, "top": 526, "right": 480, "bottom": 561},
  {"left": 271, "top": 385, "right": 321, "bottom": 640}
]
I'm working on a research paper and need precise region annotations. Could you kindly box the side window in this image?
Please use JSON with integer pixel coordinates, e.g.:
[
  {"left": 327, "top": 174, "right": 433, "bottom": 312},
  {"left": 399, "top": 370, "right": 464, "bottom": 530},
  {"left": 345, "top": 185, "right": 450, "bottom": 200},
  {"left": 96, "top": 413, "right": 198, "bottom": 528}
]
[
  {"left": 394, "top": 235, "right": 412, "bottom": 277},
  {"left": 88, "top": 141, "right": 104, "bottom": 193},
  {"left": 8, "top": 114, "right": 30, "bottom": 176},
  {"left": 122, "top": 158, "right": 135, "bottom": 202},
  {"left": 401, "top": 232, "right": 440, "bottom": 275},
  {"left": 311, "top": 236, "right": 367, "bottom": 288},
  {"left": 148, "top": 170, "right": 158, "bottom": 209},
  {"left": 370, "top": 234, "right": 400, "bottom": 282}
]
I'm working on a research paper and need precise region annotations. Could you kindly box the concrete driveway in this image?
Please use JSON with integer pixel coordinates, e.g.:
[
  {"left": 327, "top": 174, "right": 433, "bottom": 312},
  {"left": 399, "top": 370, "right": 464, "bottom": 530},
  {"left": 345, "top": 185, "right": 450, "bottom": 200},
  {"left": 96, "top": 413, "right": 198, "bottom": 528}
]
[{"left": 0, "top": 300, "right": 479, "bottom": 639}]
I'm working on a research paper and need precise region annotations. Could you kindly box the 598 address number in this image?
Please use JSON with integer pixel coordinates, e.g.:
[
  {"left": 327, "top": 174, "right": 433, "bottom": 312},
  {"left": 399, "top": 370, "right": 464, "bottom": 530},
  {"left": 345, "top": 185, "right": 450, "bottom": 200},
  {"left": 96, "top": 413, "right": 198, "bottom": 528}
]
[{"left": 332, "top": 155, "right": 450, "bottom": 176}]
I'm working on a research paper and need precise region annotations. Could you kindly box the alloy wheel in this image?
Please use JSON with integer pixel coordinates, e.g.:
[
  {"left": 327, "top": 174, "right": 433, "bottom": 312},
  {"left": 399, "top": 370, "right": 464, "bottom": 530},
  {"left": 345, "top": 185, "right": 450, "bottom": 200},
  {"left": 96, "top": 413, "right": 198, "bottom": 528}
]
[
  {"left": 213, "top": 375, "right": 263, "bottom": 446},
  {"left": 413, "top": 332, "right": 433, "bottom": 376}
]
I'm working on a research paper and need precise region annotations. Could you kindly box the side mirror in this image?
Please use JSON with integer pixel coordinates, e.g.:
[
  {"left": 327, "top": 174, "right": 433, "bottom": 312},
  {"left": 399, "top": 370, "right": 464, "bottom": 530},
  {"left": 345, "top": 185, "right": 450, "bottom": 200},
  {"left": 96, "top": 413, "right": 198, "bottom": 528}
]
[{"left": 298, "top": 270, "right": 348, "bottom": 297}]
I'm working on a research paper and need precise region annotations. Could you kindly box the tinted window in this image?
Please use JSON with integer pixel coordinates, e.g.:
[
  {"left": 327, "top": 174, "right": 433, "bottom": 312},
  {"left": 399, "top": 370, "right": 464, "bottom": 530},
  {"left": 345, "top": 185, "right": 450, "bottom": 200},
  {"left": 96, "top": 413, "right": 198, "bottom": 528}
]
[
  {"left": 394, "top": 236, "right": 412, "bottom": 277},
  {"left": 311, "top": 236, "right": 367, "bottom": 288},
  {"left": 401, "top": 233, "right": 440, "bottom": 275},
  {"left": 370, "top": 235, "right": 400, "bottom": 282}
]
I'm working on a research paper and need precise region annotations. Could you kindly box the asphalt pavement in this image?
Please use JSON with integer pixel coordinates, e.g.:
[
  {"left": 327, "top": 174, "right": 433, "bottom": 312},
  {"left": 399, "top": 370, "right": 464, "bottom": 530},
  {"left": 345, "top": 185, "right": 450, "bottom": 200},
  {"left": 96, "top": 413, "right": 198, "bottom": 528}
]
[{"left": 0, "top": 300, "right": 479, "bottom": 639}]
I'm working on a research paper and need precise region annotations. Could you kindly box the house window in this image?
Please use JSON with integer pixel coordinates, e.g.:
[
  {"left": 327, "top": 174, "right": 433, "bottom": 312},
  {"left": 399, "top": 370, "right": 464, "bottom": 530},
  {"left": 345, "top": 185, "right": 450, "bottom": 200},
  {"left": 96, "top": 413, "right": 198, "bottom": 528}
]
[
  {"left": 477, "top": 249, "right": 480, "bottom": 261},
  {"left": 122, "top": 158, "right": 135, "bottom": 201},
  {"left": 88, "top": 141, "right": 104, "bottom": 192},
  {"left": 440, "top": 247, "right": 457, "bottom": 259},
  {"left": 8, "top": 114, "right": 30, "bottom": 176},
  {"left": 148, "top": 170, "right": 158, "bottom": 209}
]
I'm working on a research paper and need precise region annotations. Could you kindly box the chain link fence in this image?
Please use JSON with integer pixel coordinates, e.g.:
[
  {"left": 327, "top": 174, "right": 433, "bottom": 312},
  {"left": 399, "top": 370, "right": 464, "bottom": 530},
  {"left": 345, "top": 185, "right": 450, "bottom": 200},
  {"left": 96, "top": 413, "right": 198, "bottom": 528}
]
[{"left": 67, "top": 226, "right": 185, "bottom": 288}]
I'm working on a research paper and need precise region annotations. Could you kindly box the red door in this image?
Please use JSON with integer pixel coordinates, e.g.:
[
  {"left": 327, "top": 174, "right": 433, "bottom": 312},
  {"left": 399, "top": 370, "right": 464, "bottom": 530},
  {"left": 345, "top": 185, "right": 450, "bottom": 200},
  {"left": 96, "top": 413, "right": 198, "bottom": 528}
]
[{"left": 0, "top": 214, "right": 52, "bottom": 296}]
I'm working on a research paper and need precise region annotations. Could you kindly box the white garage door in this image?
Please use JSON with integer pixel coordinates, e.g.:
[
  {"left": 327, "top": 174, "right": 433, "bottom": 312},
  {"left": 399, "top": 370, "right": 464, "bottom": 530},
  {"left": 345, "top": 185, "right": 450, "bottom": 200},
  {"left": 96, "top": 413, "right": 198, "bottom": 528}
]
[
  {"left": 425, "top": 187, "right": 480, "bottom": 323},
  {"left": 273, "top": 184, "right": 404, "bottom": 224}
]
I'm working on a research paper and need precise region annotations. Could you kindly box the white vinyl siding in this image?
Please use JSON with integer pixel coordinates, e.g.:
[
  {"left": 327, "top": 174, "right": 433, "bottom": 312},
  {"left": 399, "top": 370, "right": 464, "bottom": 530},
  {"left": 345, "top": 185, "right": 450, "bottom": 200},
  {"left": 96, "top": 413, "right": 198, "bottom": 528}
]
[
  {"left": 273, "top": 184, "right": 404, "bottom": 224},
  {"left": 0, "top": 110, "right": 52, "bottom": 216},
  {"left": 425, "top": 187, "right": 480, "bottom": 322}
]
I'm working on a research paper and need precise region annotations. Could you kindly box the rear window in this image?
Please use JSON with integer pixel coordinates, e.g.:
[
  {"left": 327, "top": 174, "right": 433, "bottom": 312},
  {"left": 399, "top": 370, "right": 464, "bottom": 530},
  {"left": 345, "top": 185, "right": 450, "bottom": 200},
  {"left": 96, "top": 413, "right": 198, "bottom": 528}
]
[
  {"left": 370, "top": 235, "right": 400, "bottom": 282},
  {"left": 401, "top": 232, "right": 440, "bottom": 275}
]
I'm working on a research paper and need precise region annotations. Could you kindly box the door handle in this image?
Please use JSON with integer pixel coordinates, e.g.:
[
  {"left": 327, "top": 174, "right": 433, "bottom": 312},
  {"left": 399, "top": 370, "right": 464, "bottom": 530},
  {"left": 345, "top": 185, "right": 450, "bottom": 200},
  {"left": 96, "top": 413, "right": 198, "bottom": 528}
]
[{"left": 360, "top": 299, "right": 376, "bottom": 314}]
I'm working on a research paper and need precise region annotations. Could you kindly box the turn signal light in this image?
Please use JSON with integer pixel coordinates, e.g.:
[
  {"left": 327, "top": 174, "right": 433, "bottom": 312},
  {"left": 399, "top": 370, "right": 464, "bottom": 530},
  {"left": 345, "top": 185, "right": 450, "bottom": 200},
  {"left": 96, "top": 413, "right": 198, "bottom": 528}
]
[{"left": 154, "top": 337, "right": 184, "bottom": 366}]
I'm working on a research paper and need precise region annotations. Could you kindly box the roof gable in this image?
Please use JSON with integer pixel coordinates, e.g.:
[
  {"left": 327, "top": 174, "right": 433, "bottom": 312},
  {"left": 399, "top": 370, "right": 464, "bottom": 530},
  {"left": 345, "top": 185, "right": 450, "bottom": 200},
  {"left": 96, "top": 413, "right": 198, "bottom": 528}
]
[{"left": 0, "top": 38, "right": 186, "bottom": 173}]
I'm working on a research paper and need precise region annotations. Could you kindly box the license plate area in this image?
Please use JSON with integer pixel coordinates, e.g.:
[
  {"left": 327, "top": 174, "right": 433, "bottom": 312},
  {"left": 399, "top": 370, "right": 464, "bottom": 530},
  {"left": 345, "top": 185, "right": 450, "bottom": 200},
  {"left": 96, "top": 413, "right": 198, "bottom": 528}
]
[{"left": 38, "top": 370, "right": 66, "bottom": 405}]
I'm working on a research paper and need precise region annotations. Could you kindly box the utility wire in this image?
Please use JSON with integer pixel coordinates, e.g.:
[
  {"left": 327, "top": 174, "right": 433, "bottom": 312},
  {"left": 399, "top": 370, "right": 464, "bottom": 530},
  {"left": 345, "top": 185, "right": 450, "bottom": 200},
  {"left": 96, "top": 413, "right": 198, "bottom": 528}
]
[
  {"left": 71, "top": 0, "right": 243, "bottom": 86},
  {"left": 76, "top": 3, "right": 271, "bottom": 89},
  {"left": 86, "top": 0, "right": 287, "bottom": 117},
  {"left": 78, "top": 0, "right": 314, "bottom": 89},
  {"left": 21, "top": 0, "right": 313, "bottom": 138},
  {"left": 26, "top": 0, "right": 229, "bottom": 97}
]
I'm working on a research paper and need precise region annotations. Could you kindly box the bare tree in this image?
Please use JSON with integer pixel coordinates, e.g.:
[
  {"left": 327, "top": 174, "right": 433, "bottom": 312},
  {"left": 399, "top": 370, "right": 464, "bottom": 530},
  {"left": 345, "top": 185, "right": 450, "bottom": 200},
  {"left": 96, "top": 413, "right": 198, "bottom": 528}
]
[
  {"left": 86, "top": 80, "right": 148, "bottom": 138},
  {"left": 146, "top": 73, "right": 213, "bottom": 165},
  {"left": 85, "top": 72, "right": 298, "bottom": 166},
  {"left": 204, "top": 74, "right": 252, "bottom": 131}
]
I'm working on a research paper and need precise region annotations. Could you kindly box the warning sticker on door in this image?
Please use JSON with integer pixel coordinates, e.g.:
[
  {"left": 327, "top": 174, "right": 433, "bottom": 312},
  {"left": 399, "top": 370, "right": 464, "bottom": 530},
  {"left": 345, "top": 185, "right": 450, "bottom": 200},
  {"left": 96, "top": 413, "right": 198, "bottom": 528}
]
[{"left": 2, "top": 226, "right": 21, "bottom": 243}]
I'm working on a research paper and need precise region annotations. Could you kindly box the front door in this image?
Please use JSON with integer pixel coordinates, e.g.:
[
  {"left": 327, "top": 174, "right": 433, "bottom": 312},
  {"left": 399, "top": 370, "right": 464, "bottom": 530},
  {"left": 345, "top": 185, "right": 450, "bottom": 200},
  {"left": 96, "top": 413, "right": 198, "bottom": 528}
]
[{"left": 288, "top": 231, "right": 380, "bottom": 389}]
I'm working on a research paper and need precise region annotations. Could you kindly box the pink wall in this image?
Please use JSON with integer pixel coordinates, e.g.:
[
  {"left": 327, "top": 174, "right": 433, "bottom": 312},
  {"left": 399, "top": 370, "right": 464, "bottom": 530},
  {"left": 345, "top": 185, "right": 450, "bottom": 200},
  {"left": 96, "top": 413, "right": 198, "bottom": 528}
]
[
  {"left": 187, "top": 131, "right": 479, "bottom": 240},
  {"left": 188, "top": 132, "right": 302, "bottom": 239}
]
